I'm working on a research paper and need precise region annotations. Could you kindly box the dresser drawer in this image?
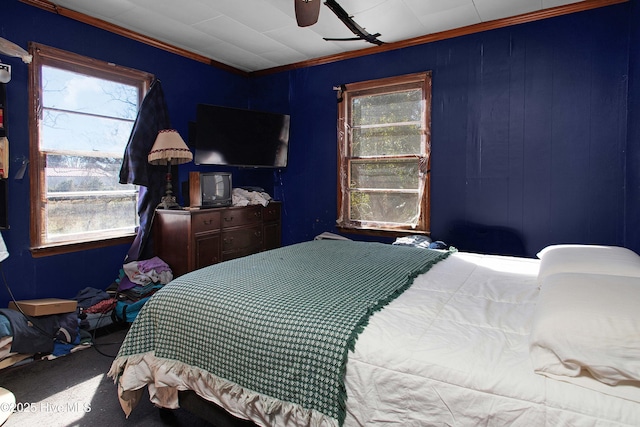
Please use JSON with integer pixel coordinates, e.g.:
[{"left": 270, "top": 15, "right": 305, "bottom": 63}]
[
  {"left": 221, "top": 205, "right": 262, "bottom": 228},
  {"left": 153, "top": 203, "right": 280, "bottom": 277},
  {"left": 263, "top": 202, "right": 280, "bottom": 222},
  {"left": 192, "top": 210, "right": 221, "bottom": 234},
  {"left": 195, "top": 233, "right": 221, "bottom": 269},
  {"left": 221, "top": 224, "right": 263, "bottom": 260}
]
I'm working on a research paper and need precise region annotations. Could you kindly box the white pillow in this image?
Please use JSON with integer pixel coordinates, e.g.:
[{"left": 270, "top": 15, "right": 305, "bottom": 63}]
[
  {"left": 529, "top": 272, "right": 640, "bottom": 385},
  {"left": 537, "top": 244, "right": 640, "bottom": 282}
]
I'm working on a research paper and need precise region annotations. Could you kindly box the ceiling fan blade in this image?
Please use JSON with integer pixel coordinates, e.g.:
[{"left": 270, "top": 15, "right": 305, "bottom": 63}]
[{"left": 295, "top": 0, "right": 321, "bottom": 27}]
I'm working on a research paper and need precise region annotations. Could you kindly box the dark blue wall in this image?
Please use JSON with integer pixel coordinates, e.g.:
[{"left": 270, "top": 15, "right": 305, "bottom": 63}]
[
  {"left": 626, "top": 0, "right": 640, "bottom": 254},
  {"left": 1, "top": 0, "right": 250, "bottom": 307},
  {"left": 0, "top": 0, "right": 637, "bottom": 307},
  {"left": 253, "top": 3, "right": 633, "bottom": 256}
]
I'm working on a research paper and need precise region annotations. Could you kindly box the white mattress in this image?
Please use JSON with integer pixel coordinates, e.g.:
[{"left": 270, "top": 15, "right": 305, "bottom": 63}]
[
  {"left": 344, "top": 252, "right": 640, "bottom": 426},
  {"left": 116, "top": 251, "right": 640, "bottom": 426}
]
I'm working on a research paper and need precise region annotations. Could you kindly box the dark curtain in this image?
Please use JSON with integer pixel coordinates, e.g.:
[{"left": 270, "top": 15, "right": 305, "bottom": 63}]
[{"left": 120, "top": 79, "right": 171, "bottom": 262}]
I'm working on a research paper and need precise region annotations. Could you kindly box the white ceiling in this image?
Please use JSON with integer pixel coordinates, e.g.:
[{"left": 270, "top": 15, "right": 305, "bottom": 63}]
[{"left": 47, "top": 0, "right": 588, "bottom": 73}]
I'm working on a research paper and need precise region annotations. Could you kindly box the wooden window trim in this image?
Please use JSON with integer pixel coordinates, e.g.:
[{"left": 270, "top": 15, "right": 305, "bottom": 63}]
[
  {"left": 337, "top": 72, "right": 432, "bottom": 237},
  {"left": 28, "top": 42, "right": 153, "bottom": 256}
]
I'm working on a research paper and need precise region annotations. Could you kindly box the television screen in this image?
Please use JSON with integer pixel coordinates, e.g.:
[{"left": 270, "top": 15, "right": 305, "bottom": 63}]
[
  {"left": 189, "top": 171, "right": 232, "bottom": 208},
  {"left": 194, "top": 104, "right": 290, "bottom": 168},
  {"left": 201, "top": 173, "right": 231, "bottom": 206}
]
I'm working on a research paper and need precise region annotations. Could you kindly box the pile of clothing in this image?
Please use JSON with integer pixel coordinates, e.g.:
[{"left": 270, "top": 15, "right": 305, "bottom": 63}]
[
  {"left": 0, "top": 308, "right": 90, "bottom": 366},
  {"left": 119, "top": 256, "right": 172, "bottom": 298},
  {"left": 76, "top": 256, "right": 173, "bottom": 327},
  {"left": 0, "top": 256, "right": 174, "bottom": 369},
  {"left": 75, "top": 287, "right": 117, "bottom": 331},
  {"left": 232, "top": 188, "right": 272, "bottom": 207},
  {"left": 113, "top": 256, "right": 172, "bottom": 323}
]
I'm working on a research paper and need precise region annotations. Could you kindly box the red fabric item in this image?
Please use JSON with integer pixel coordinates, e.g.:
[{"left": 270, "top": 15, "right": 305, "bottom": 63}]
[{"left": 85, "top": 298, "right": 117, "bottom": 314}]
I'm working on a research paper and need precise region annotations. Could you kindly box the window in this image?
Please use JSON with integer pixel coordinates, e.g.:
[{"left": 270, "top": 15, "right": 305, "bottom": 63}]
[
  {"left": 29, "top": 43, "right": 153, "bottom": 256},
  {"left": 337, "top": 72, "right": 432, "bottom": 235}
]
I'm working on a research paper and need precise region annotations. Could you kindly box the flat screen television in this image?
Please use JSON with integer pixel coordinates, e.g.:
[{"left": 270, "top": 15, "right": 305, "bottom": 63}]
[
  {"left": 188, "top": 171, "right": 232, "bottom": 208},
  {"left": 194, "top": 104, "right": 290, "bottom": 168}
]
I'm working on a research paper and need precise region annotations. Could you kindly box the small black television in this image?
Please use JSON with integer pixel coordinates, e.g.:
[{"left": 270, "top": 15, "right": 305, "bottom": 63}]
[
  {"left": 194, "top": 104, "right": 290, "bottom": 168},
  {"left": 188, "top": 171, "right": 232, "bottom": 208}
]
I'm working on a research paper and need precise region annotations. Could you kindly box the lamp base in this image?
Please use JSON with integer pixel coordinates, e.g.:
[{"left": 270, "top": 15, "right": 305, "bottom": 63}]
[
  {"left": 157, "top": 194, "right": 181, "bottom": 210},
  {"left": 157, "top": 160, "right": 182, "bottom": 209}
]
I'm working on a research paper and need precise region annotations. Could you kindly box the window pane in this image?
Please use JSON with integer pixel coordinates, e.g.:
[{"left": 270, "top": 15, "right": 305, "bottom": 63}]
[
  {"left": 337, "top": 72, "right": 431, "bottom": 233},
  {"left": 352, "top": 124, "right": 421, "bottom": 157},
  {"left": 45, "top": 154, "right": 134, "bottom": 192},
  {"left": 42, "top": 66, "right": 138, "bottom": 120},
  {"left": 350, "top": 191, "right": 420, "bottom": 224},
  {"left": 44, "top": 153, "right": 138, "bottom": 242},
  {"left": 45, "top": 193, "right": 138, "bottom": 242},
  {"left": 41, "top": 110, "right": 134, "bottom": 153},
  {"left": 351, "top": 160, "right": 419, "bottom": 189},
  {"left": 352, "top": 89, "right": 421, "bottom": 126},
  {"left": 30, "top": 44, "right": 152, "bottom": 251}
]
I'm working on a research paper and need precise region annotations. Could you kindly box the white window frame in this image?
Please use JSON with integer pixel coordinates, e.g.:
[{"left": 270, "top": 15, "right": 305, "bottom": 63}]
[{"left": 28, "top": 43, "right": 153, "bottom": 256}]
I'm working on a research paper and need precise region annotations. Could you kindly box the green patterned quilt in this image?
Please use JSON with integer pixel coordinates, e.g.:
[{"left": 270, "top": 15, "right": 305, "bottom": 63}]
[{"left": 111, "top": 240, "right": 453, "bottom": 426}]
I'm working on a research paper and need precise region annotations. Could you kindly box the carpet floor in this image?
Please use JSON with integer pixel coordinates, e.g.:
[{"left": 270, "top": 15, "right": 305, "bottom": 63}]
[{"left": 0, "top": 325, "right": 214, "bottom": 427}]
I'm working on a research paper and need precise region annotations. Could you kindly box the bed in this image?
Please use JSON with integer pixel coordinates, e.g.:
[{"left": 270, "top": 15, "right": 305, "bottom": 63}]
[{"left": 109, "top": 239, "right": 640, "bottom": 426}]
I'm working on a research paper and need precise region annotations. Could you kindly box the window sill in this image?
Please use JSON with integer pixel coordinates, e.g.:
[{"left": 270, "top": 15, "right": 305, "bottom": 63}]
[
  {"left": 30, "top": 234, "right": 135, "bottom": 258},
  {"left": 336, "top": 225, "right": 430, "bottom": 239}
]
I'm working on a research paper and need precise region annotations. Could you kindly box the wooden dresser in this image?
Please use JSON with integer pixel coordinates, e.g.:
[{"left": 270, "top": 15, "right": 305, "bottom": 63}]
[{"left": 152, "top": 202, "right": 281, "bottom": 278}]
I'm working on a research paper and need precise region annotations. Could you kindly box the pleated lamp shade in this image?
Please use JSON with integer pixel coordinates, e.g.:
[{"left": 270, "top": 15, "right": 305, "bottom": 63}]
[{"left": 148, "top": 129, "right": 192, "bottom": 165}]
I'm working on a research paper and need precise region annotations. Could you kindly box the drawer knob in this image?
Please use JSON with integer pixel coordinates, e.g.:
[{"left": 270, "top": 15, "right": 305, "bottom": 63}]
[{"left": 224, "top": 216, "right": 234, "bottom": 222}]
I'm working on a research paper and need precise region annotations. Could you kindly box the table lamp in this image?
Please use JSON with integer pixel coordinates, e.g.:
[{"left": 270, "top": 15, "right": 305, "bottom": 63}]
[{"left": 148, "top": 129, "right": 192, "bottom": 209}]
